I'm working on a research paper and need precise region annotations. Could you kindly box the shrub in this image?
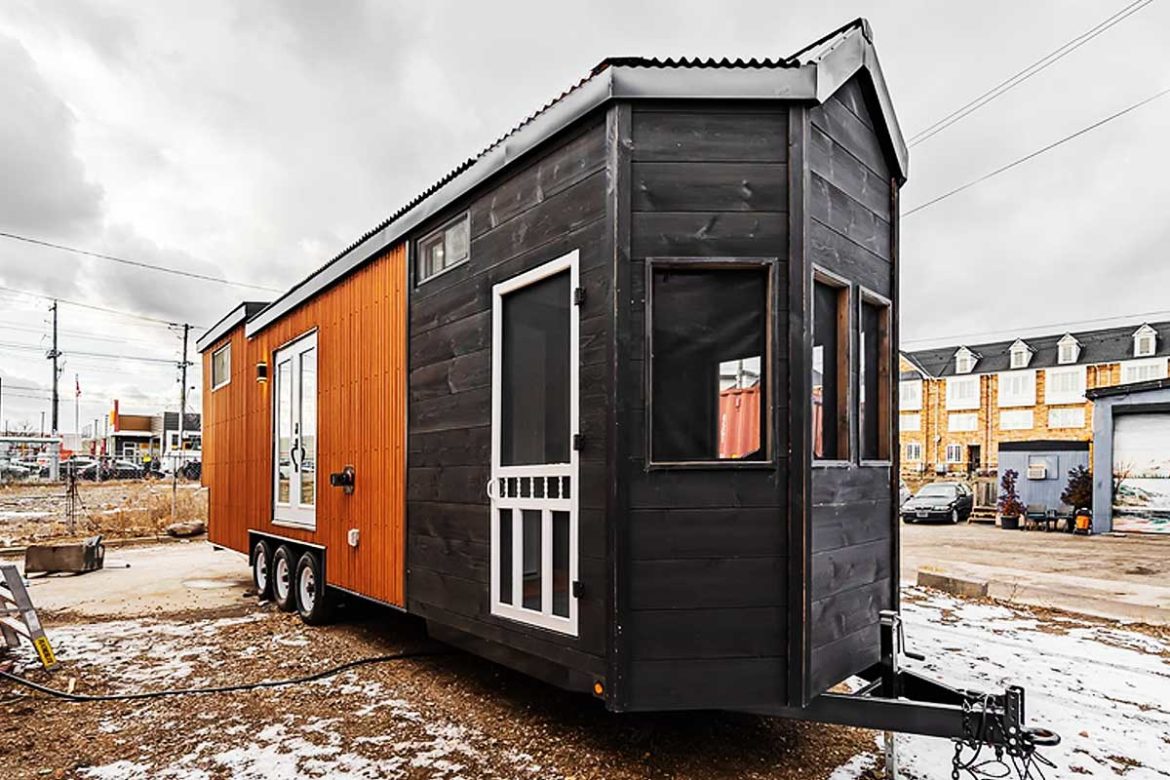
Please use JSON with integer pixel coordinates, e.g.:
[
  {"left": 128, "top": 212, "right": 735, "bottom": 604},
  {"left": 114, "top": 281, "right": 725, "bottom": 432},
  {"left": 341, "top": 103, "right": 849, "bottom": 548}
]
[
  {"left": 1061, "top": 465, "right": 1093, "bottom": 510},
  {"left": 998, "top": 469, "right": 1025, "bottom": 518}
]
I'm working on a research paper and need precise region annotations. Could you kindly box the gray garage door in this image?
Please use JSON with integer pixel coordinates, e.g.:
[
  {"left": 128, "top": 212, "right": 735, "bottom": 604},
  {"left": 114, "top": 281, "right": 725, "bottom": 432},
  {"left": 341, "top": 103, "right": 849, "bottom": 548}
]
[{"left": 1113, "top": 413, "right": 1170, "bottom": 533}]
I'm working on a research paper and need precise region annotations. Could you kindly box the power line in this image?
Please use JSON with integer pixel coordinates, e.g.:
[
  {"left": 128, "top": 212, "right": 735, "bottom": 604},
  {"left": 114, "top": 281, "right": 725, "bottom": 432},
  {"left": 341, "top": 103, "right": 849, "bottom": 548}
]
[
  {"left": 907, "top": 0, "right": 1154, "bottom": 147},
  {"left": 903, "top": 85, "right": 1170, "bottom": 217},
  {"left": 0, "top": 230, "right": 281, "bottom": 292},
  {"left": 901, "top": 307, "right": 1170, "bottom": 348},
  {"left": 0, "top": 284, "right": 206, "bottom": 329},
  {"left": 0, "top": 341, "right": 181, "bottom": 366}
]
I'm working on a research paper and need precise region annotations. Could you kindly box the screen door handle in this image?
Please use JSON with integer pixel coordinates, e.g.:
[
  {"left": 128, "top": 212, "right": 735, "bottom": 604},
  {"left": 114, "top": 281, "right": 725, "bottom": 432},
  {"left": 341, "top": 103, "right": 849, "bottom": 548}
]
[{"left": 485, "top": 478, "right": 498, "bottom": 500}]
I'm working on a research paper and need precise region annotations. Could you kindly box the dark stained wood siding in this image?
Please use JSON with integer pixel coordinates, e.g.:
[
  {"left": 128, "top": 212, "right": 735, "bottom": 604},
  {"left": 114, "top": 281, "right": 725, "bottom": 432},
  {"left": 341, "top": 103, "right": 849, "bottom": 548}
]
[
  {"left": 620, "top": 105, "right": 791, "bottom": 711},
  {"left": 806, "top": 77, "right": 898, "bottom": 697},
  {"left": 406, "top": 118, "right": 611, "bottom": 686}
]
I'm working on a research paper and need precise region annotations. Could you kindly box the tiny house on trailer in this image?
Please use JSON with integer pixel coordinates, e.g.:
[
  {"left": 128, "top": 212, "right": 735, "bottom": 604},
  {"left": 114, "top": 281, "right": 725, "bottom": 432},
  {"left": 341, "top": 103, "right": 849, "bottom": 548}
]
[{"left": 199, "top": 19, "right": 1055, "bottom": 763}]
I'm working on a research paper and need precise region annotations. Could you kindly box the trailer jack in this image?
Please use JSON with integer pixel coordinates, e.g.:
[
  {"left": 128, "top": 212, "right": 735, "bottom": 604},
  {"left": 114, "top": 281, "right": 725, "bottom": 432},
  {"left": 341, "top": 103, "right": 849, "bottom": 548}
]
[{"left": 754, "top": 611, "right": 1060, "bottom": 778}]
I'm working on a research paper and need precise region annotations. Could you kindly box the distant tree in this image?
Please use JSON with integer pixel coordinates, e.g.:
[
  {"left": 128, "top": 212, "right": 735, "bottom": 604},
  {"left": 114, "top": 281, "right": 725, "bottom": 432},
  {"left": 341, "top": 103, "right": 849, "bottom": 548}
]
[
  {"left": 1113, "top": 459, "right": 1134, "bottom": 496},
  {"left": 1061, "top": 465, "right": 1093, "bottom": 510},
  {"left": 998, "top": 469, "right": 1025, "bottom": 518}
]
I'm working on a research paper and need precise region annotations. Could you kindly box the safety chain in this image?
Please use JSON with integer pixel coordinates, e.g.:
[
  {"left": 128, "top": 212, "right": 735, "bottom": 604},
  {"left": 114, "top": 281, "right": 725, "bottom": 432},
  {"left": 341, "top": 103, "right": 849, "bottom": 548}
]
[{"left": 950, "top": 694, "right": 1055, "bottom": 780}]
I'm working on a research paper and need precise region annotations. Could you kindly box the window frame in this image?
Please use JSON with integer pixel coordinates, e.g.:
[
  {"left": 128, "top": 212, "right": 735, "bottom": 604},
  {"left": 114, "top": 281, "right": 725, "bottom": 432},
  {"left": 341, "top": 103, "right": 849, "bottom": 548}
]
[
  {"left": 945, "top": 443, "right": 963, "bottom": 463},
  {"left": 945, "top": 375, "right": 980, "bottom": 410},
  {"left": 1057, "top": 336, "right": 1080, "bottom": 365},
  {"left": 1047, "top": 407, "right": 1086, "bottom": 429},
  {"left": 644, "top": 256, "right": 777, "bottom": 470},
  {"left": 997, "top": 369, "right": 1037, "bottom": 408},
  {"left": 954, "top": 348, "right": 976, "bottom": 374},
  {"left": 416, "top": 212, "right": 471, "bottom": 285},
  {"left": 857, "top": 286, "right": 892, "bottom": 464},
  {"left": 947, "top": 412, "right": 978, "bottom": 432},
  {"left": 905, "top": 441, "right": 923, "bottom": 461},
  {"left": 1044, "top": 365, "right": 1086, "bottom": 405},
  {"left": 1133, "top": 326, "right": 1157, "bottom": 358},
  {"left": 899, "top": 379, "right": 923, "bottom": 411},
  {"left": 1121, "top": 356, "right": 1167, "bottom": 384},
  {"left": 811, "top": 266, "right": 852, "bottom": 467},
  {"left": 1000, "top": 409, "right": 1034, "bottom": 431},
  {"left": 210, "top": 343, "right": 231, "bottom": 391}
]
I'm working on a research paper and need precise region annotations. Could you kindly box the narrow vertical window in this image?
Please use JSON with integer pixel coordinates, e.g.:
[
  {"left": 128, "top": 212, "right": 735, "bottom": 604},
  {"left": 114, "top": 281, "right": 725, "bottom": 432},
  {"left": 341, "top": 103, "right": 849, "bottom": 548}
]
[
  {"left": 276, "top": 359, "right": 292, "bottom": 504},
  {"left": 650, "top": 265, "right": 769, "bottom": 463},
  {"left": 211, "top": 343, "right": 231, "bottom": 390},
  {"left": 812, "top": 276, "right": 849, "bottom": 460},
  {"left": 859, "top": 293, "right": 890, "bottom": 461}
]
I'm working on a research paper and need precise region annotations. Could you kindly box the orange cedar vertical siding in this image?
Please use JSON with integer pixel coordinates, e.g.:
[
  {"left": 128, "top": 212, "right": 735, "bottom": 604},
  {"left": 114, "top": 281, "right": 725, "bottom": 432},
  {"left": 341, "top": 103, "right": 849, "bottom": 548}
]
[{"left": 202, "top": 244, "right": 408, "bottom": 606}]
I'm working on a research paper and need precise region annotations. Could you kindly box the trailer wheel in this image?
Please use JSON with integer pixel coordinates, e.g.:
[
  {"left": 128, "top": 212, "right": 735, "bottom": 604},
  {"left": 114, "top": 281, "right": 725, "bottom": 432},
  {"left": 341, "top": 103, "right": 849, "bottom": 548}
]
[
  {"left": 251, "top": 539, "right": 273, "bottom": 600},
  {"left": 295, "top": 551, "right": 331, "bottom": 625},
  {"left": 271, "top": 545, "right": 297, "bottom": 612}
]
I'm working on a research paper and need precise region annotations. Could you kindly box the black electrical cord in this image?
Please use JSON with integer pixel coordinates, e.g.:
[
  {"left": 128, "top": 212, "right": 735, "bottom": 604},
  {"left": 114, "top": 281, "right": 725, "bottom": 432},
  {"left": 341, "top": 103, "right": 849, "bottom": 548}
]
[{"left": 0, "top": 647, "right": 446, "bottom": 703}]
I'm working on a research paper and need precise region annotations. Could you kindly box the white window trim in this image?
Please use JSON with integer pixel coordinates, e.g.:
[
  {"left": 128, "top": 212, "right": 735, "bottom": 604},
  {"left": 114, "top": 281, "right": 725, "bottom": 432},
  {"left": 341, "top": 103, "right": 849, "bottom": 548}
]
[
  {"left": 489, "top": 250, "right": 580, "bottom": 637},
  {"left": 946, "top": 376, "right": 980, "bottom": 411},
  {"left": 999, "top": 409, "right": 1034, "bottom": 431},
  {"left": 1057, "top": 336, "right": 1080, "bottom": 365},
  {"left": 1044, "top": 365, "right": 1086, "bottom": 405},
  {"left": 1133, "top": 325, "right": 1157, "bottom": 358},
  {"left": 272, "top": 330, "right": 318, "bottom": 531},
  {"left": 1121, "top": 357, "right": 1168, "bottom": 384},
  {"left": 997, "top": 370, "right": 1036, "bottom": 409},
  {"left": 417, "top": 212, "right": 470, "bottom": 285},
  {"left": 1047, "top": 407, "right": 1086, "bottom": 429},
  {"left": 900, "top": 412, "right": 921, "bottom": 432},
  {"left": 899, "top": 379, "right": 923, "bottom": 411},
  {"left": 954, "top": 348, "right": 976, "bottom": 374},
  {"left": 948, "top": 412, "right": 978, "bottom": 432},
  {"left": 945, "top": 443, "right": 963, "bottom": 463},
  {"left": 210, "top": 343, "right": 231, "bottom": 391},
  {"left": 905, "top": 442, "right": 922, "bottom": 461},
  {"left": 1009, "top": 340, "right": 1032, "bottom": 369}
]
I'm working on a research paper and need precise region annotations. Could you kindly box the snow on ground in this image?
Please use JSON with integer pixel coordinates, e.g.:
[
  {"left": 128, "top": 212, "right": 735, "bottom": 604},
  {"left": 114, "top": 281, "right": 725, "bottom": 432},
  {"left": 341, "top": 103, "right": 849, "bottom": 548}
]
[{"left": 834, "top": 588, "right": 1170, "bottom": 779}]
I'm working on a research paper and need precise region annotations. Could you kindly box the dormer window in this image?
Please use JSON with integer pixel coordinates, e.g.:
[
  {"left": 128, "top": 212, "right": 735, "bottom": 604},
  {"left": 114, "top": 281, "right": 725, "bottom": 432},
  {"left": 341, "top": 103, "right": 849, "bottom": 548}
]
[
  {"left": 954, "top": 347, "right": 977, "bottom": 375},
  {"left": 1057, "top": 334, "right": 1081, "bottom": 365},
  {"left": 1134, "top": 324, "right": 1157, "bottom": 358},
  {"left": 1009, "top": 339, "right": 1032, "bottom": 369}
]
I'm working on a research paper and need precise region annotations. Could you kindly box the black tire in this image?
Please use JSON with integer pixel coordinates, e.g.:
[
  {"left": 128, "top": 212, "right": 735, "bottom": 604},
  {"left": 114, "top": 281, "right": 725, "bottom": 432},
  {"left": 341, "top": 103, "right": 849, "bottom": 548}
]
[
  {"left": 251, "top": 539, "right": 273, "bottom": 600},
  {"left": 271, "top": 545, "right": 297, "bottom": 612},
  {"left": 902, "top": 516, "right": 915, "bottom": 524},
  {"left": 294, "top": 551, "right": 331, "bottom": 625},
  {"left": 950, "top": 509, "right": 960, "bottom": 524}
]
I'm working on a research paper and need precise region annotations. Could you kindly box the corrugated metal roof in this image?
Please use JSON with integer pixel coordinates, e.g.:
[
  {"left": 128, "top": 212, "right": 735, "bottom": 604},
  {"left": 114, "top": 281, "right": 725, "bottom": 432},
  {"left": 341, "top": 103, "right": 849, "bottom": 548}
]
[{"left": 904, "top": 320, "right": 1170, "bottom": 378}]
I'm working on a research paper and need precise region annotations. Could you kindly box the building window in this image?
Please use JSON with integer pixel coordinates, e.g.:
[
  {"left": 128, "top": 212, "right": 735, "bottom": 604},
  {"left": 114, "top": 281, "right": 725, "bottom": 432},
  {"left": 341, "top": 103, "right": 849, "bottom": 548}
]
[
  {"left": 1133, "top": 325, "right": 1157, "bottom": 358},
  {"left": 997, "top": 370, "right": 1036, "bottom": 408},
  {"left": 1009, "top": 341, "right": 1031, "bottom": 369},
  {"left": 946, "top": 376, "right": 980, "bottom": 410},
  {"left": 1121, "top": 357, "right": 1167, "bottom": 384},
  {"left": 945, "top": 443, "right": 963, "bottom": 463},
  {"left": 859, "top": 293, "right": 891, "bottom": 461},
  {"left": 905, "top": 441, "right": 922, "bottom": 461},
  {"left": 211, "top": 343, "right": 231, "bottom": 390},
  {"left": 417, "top": 213, "right": 470, "bottom": 283},
  {"left": 954, "top": 348, "right": 976, "bottom": 374},
  {"left": 1057, "top": 335, "right": 1080, "bottom": 365},
  {"left": 1000, "top": 409, "right": 1034, "bottom": 430},
  {"left": 650, "top": 264, "right": 768, "bottom": 463},
  {"left": 1045, "top": 366, "right": 1086, "bottom": 404},
  {"left": 900, "top": 413, "right": 920, "bottom": 432},
  {"left": 900, "top": 379, "right": 923, "bottom": 411},
  {"left": 1048, "top": 407, "right": 1086, "bottom": 429},
  {"left": 812, "top": 274, "right": 849, "bottom": 461},
  {"left": 948, "top": 412, "right": 978, "bottom": 432}
]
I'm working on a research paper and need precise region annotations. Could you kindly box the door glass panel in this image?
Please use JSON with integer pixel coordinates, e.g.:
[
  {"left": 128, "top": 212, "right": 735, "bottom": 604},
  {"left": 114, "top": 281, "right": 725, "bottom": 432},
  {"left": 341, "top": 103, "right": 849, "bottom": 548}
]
[
  {"left": 499, "top": 509, "right": 513, "bottom": 605},
  {"left": 501, "top": 272, "right": 570, "bottom": 466},
  {"left": 521, "top": 509, "right": 542, "bottom": 611},
  {"left": 276, "top": 359, "right": 292, "bottom": 504},
  {"left": 299, "top": 347, "right": 317, "bottom": 506},
  {"left": 552, "top": 510, "right": 570, "bottom": 618}
]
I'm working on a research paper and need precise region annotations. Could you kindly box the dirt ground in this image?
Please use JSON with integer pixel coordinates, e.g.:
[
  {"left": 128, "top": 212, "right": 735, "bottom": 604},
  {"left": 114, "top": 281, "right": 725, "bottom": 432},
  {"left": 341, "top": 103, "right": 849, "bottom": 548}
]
[
  {"left": 0, "top": 544, "right": 878, "bottom": 780},
  {"left": 0, "top": 480, "right": 207, "bottom": 548}
]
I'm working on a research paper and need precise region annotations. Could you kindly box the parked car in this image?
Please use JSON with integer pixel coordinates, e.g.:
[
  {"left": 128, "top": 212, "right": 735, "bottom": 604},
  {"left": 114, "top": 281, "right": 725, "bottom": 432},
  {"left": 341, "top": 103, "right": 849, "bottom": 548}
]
[
  {"left": 901, "top": 481, "right": 974, "bottom": 524},
  {"left": 78, "top": 459, "right": 144, "bottom": 481},
  {"left": 41, "top": 456, "right": 98, "bottom": 479},
  {"left": 0, "top": 460, "right": 31, "bottom": 480},
  {"left": 899, "top": 480, "right": 912, "bottom": 505}
]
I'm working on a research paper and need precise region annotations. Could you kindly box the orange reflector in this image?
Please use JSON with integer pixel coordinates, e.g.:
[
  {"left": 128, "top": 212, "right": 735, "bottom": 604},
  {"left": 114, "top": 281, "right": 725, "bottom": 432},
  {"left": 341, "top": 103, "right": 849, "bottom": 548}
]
[{"left": 592, "top": 681, "right": 604, "bottom": 697}]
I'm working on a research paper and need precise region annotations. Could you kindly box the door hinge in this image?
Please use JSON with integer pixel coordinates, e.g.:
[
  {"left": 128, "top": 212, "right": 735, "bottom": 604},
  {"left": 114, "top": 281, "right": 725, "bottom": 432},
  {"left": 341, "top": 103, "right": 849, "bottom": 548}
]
[
  {"left": 573, "top": 287, "right": 586, "bottom": 306},
  {"left": 573, "top": 433, "right": 585, "bottom": 451},
  {"left": 572, "top": 580, "right": 585, "bottom": 599}
]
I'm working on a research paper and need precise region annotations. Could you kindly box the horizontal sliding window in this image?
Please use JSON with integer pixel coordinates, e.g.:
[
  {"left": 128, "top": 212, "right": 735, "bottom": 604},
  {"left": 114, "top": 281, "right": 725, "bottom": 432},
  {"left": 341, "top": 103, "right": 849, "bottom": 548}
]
[
  {"left": 417, "top": 213, "right": 470, "bottom": 283},
  {"left": 650, "top": 264, "right": 769, "bottom": 463}
]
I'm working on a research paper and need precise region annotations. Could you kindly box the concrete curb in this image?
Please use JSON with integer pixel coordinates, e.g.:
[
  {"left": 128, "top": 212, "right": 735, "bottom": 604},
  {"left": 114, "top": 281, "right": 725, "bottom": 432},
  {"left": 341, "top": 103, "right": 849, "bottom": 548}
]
[
  {"left": 916, "top": 570, "right": 989, "bottom": 599},
  {"left": 0, "top": 534, "right": 207, "bottom": 559}
]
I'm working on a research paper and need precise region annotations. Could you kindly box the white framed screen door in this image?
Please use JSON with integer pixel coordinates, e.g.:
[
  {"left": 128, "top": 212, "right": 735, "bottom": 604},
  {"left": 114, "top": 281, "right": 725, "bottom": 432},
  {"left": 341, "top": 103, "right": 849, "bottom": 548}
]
[
  {"left": 489, "top": 250, "right": 579, "bottom": 636},
  {"left": 273, "top": 331, "right": 318, "bottom": 529}
]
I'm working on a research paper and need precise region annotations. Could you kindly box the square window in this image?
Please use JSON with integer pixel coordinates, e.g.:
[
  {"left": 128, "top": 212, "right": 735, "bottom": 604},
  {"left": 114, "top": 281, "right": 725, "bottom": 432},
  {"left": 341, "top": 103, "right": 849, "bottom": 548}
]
[
  {"left": 946, "top": 376, "right": 980, "bottom": 410},
  {"left": 1045, "top": 366, "right": 1086, "bottom": 404},
  {"left": 417, "top": 214, "right": 470, "bottom": 283},
  {"left": 813, "top": 276, "right": 849, "bottom": 461},
  {"left": 997, "top": 371, "right": 1036, "bottom": 408},
  {"left": 650, "top": 265, "right": 768, "bottom": 463},
  {"left": 211, "top": 343, "right": 231, "bottom": 390}
]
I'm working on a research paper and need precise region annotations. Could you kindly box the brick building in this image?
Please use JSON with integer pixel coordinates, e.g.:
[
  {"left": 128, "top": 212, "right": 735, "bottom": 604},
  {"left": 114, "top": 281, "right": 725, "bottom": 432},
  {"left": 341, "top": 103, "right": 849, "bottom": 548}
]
[{"left": 898, "top": 320, "right": 1170, "bottom": 479}]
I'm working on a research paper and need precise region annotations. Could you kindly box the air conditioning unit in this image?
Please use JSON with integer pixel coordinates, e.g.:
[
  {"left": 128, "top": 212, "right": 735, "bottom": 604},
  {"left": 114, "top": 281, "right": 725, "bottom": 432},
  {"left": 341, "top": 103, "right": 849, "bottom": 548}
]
[{"left": 1026, "top": 464, "right": 1047, "bottom": 480}]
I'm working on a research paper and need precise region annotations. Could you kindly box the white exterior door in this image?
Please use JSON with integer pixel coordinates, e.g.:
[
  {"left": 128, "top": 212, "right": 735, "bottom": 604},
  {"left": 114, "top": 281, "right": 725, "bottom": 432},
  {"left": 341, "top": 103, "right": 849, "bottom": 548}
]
[
  {"left": 273, "top": 332, "right": 318, "bottom": 529},
  {"left": 489, "top": 250, "right": 579, "bottom": 635}
]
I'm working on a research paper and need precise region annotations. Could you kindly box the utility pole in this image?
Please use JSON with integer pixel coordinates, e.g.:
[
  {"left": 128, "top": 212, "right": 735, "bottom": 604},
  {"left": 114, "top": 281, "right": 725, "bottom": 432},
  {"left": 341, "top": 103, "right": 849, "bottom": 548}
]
[
  {"left": 172, "top": 323, "right": 191, "bottom": 520},
  {"left": 0, "top": 376, "right": 3, "bottom": 435},
  {"left": 47, "top": 300, "right": 61, "bottom": 480}
]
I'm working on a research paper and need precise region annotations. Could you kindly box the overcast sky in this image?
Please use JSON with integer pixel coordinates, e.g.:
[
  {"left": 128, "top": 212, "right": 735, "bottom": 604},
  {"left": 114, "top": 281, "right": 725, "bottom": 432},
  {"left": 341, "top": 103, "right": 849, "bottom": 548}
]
[{"left": 1, "top": 0, "right": 1168, "bottom": 433}]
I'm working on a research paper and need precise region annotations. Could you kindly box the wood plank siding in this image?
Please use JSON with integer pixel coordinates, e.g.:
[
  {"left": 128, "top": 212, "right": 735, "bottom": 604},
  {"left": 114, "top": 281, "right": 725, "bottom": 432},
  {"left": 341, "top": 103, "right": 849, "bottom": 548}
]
[
  {"left": 405, "top": 117, "right": 611, "bottom": 686},
  {"left": 202, "top": 244, "right": 408, "bottom": 607},
  {"left": 620, "top": 105, "right": 791, "bottom": 711},
  {"left": 805, "top": 77, "right": 898, "bottom": 697}
]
